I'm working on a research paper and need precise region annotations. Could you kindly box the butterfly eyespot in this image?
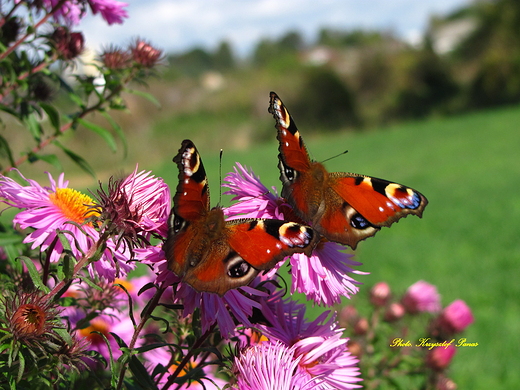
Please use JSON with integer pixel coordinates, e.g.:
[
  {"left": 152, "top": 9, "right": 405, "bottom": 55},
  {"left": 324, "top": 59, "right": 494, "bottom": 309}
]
[
  {"left": 351, "top": 213, "right": 371, "bottom": 230},
  {"left": 227, "top": 258, "right": 251, "bottom": 278},
  {"left": 172, "top": 214, "right": 186, "bottom": 234}
]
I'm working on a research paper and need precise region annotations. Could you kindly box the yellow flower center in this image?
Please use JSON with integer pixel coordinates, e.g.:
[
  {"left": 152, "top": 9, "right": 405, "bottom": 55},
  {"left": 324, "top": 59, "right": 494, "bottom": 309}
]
[
  {"left": 49, "top": 188, "right": 99, "bottom": 224},
  {"left": 79, "top": 318, "right": 110, "bottom": 345}
]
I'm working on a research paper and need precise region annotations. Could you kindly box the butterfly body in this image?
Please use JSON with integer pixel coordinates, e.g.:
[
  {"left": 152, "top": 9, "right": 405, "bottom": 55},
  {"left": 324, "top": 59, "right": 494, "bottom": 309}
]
[
  {"left": 270, "top": 92, "right": 428, "bottom": 249},
  {"left": 164, "top": 139, "right": 319, "bottom": 295}
]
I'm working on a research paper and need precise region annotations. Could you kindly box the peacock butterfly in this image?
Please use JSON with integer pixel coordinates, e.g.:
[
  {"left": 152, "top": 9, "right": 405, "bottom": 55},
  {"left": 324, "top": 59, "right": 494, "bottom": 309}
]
[
  {"left": 268, "top": 92, "right": 428, "bottom": 249},
  {"left": 163, "top": 139, "right": 319, "bottom": 296}
]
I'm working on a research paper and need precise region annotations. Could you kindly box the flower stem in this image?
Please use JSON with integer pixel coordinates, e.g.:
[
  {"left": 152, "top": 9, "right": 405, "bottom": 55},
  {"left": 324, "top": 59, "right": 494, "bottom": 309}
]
[{"left": 115, "top": 285, "right": 166, "bottom": 390}]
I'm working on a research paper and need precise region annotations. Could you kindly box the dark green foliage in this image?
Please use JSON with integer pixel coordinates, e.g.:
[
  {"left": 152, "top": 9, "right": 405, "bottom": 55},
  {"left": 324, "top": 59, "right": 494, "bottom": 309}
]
[{"left": 292, "top": 66, "right": 361, "bottom": 130}]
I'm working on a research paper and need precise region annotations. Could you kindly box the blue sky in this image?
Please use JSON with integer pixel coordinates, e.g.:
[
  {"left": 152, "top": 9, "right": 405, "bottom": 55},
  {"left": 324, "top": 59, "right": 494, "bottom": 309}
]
[{"left": 80, "top": 0, "right": 472, "bottom": 56}]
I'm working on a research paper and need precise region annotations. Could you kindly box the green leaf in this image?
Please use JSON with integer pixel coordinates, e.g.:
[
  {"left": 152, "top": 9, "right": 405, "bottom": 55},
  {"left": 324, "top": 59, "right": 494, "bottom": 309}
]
[
  {"left": 0, "top": 133, "right": 15, "bottom": 167},
  {"left": 126, "top": 89, "right": 161, "bottom": 108},
  {"left": 129, "top": 354, "right": 159, "bottom": 390},
  {"left": 24, "top": 112, "right": 43, "bottom": 142},
  {"left": 100, "top": 110, "right": 128, "bottom": 157},
  {"left": 68, "top": 91, "right": 85, "bottom": 108},
  {"left": 0, "top": 233, "right": 22, "bottom": 247},
  {"left": 78, "top": 275, "right": 104, "bottom": 292},
  {"left": 31, "top": 153, "right": 62, "bottom": 170},
  {"left": 77, "top": 118, "right": 117, "bottom": 152},
  {"left": 39, "top": 103, "right": 61, "bottom": 132},
  {"left": 19, "top": 256, "right": 49, "bottom": 293},
  {"left": 53, "top": 141, "right": 96, "bottom": 178}
]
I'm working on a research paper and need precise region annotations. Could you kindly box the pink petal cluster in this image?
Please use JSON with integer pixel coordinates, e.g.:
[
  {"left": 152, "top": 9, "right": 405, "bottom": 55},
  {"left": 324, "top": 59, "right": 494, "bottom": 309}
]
[
  {"left": 223, "top": 163, "right": 365, "bottom": 306},
  {"left": 238, "top": 296, "right": 362, "bottom": 389}
]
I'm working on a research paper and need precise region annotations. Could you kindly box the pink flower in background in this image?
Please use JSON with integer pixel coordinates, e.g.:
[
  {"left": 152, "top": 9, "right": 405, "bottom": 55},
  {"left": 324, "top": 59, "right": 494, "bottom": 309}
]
[
  {"left": 436, "top": 299, "right": 474, "bottom": 335},
  {"left": 402, "top": 280, "right": 441, "bottom": 314},
  {"left": 143, "top": 345, "right": 226, "bottom": 389},
  {"left": 71, "top": 309, "right": 136, "bottom": 362}
]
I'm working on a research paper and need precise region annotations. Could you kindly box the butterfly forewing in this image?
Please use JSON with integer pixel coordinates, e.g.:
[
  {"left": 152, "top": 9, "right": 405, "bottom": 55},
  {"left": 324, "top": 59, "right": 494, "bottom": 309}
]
[
  {"left": 227, "top": 219, "right": 319, "bottom": 270},
  {"left": 172, "top": 139, "right": 210, "bottom": 221}
]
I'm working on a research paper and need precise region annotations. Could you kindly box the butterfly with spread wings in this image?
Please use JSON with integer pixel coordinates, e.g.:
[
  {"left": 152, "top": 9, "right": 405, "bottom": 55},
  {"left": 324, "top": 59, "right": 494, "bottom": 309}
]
[{"left": 269, "top": 92, "right": 428, "bottom": 249}]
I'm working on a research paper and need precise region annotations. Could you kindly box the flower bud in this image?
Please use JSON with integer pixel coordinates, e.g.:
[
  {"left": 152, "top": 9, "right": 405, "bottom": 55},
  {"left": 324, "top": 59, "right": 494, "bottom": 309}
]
[
  {"left": 426, "top": 345, "right": 457, "bottom": 371},
  {"left": 339, "top": 305, "right": 358, "bottom": 327},
  {"left": 384, "top": 302, "right": 405, "bottom": 322},
  {"left": 51, "top": 27, "right": 84, "bottom": 60},
  {"left": 101, "top": 45, "right": 131, "bottom": 69},
  {"left": 347, "top": 340, "right": 363, "bottom": 357},
  {"left": 370, "top": 281, "right": 391, "bottom": 307},
  {"left": 402, "top": 280, "right": 441, "bottom": 314},
  {"left": 130, "top": 39, "right": 163, "bottom": 68},
  {"left": 354, "top": 317, "right": 369, "bottom": 335},
  {"left": 436, "top": 299, "right": 474, "bottom": 335},
  {"left": 435, "top": 375, "right": 458, "bottom": 390}
]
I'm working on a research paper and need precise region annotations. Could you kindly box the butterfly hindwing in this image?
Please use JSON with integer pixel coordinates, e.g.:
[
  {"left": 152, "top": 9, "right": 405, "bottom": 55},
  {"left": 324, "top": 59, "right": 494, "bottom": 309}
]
[
  {"left": 269, "top": 92, "right": 428, "bottom": 249},
  {"left": 164, "top": 139, "right": 319, "bottom": 295}
]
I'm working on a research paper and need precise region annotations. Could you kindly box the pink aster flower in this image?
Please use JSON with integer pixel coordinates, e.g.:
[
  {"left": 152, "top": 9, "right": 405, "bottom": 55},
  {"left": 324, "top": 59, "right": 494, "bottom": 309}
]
[
  {"left": 290, "top": 241, "right": 364, "bottom": 306},
  {"left": 402, "top": 280, "right": 441, "bottom": 314},
  {"left": 93, "top": 166, "right": 171, "bottom": 245},
  {"left": 255, "top": 297, "right": 362, "bottom": 389},
  {"left": 235, "top": 342, "right": 314, "bottom": 390},
  {"left": 223, "top": 163, "right": 364, "bottom": 306},
  {"left": 0, "top": 169, "right": 137, "bottom": 281},
  {"left": 435, "top": 299, "right": 474, "bottom": 335}
]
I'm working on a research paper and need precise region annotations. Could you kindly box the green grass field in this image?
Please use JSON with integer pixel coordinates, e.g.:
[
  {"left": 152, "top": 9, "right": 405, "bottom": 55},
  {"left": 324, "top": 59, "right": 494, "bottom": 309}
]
[{"left": 151, "top": 104, "right": 520, "bottom": 389}]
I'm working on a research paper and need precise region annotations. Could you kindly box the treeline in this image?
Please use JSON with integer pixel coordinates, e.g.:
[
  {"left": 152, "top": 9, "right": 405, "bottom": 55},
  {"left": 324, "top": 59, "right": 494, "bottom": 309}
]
[{"left": 164, "top": 0, "right": 520, "bottom": 130}]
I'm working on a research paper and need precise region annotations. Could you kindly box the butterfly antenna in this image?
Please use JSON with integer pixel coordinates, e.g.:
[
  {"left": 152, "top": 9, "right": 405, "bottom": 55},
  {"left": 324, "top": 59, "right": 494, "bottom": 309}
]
[
  {"left": 219, "top": 148, "right": 223, "bottom": 206},
  {"left": 321, "top": 149, "right": 349, "bottom": 164}
]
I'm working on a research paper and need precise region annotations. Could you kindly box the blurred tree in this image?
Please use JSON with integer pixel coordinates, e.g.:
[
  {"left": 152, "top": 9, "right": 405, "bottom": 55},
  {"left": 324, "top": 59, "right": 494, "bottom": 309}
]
[
  {"left": 252, "top": 30, "right": 304, "bottom": 66},
  {"left": 293, "top": 66, "right": 361, "bottom": 131},
  {"left": 454, "top": 0, "right": 520, "bottom": 107},
  {"left": 279, "top": 30, "right": 305, "bottom": 51},
  {"left": 213, "top": 41, "right": 235, "bottom": 71},
  {"left": 168, "top": 47, "right": 213, "bottom": 76},
  {"left": 391, "top": 41, "right": 459, "bottom": 119},
  {"left": 317, "top": 28, "right": 386, "bottom": 48}
]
